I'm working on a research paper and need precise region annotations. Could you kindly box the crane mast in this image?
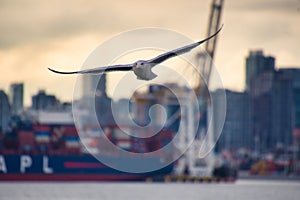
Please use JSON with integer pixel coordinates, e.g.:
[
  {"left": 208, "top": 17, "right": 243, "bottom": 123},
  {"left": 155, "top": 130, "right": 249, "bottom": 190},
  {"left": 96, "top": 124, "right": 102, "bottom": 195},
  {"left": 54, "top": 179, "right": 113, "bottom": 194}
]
[{"left": 182, "top": 0, "right": 224, "bottom": 177}]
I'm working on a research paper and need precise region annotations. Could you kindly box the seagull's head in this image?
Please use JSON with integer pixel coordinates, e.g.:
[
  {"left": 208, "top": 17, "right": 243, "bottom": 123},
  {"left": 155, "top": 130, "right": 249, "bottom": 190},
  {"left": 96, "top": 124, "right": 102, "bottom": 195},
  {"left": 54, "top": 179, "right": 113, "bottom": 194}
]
[{"left": 134, "top": 60, "right": 147, "bottom": 69}]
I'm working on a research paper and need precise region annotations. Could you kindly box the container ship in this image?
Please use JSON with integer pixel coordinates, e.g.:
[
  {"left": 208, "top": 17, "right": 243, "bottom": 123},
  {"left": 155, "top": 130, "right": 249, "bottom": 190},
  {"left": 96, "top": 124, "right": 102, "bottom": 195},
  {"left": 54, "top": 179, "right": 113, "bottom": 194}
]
[{"left": 0, "top": 112, "right": 174, "bottom": 181}]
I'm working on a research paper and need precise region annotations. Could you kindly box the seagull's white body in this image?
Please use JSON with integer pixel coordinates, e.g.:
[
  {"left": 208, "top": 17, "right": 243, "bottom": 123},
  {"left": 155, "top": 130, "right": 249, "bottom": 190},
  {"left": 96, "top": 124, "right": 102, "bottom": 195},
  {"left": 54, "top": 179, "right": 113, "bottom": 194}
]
[{"left": 48, "top": 25, "right": 223, "bottom": 81}]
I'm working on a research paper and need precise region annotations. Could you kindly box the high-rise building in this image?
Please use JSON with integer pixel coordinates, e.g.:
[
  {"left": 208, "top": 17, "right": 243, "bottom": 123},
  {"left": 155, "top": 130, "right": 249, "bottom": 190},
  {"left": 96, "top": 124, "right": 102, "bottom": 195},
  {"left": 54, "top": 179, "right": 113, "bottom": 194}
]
[
  {"left": 245, "top": 50, "right": 275, "bottom": 92},
  {"left": 80, "top": 74, "right": 114, "bottom": 126},
  {"left": 247, "top": 50, "right": 275, "bottom": 152},
  {"left": 31, "top": 90, "right": 60, "bottom": 110},
  {"left": 247, "top": 51, "right": 297, "bottom": 152},
  {"left": 250, "top": 69, "right": 296, "bottom": 151},
  {"left": 81, "top": 74, "right": 110, "bottom": 123},
  {"left": 250, "top": 69, "right": 275, "bottom": 152},
  {"left": 0, "top": 90, "right": 11, "bottom": 133},
  {"left": 272, "top": 70, "right": 293, "bottom": 148},
  {"left": 212, "top": 89, "right": 251, "bottom": 151},
  {"left": 82, "top": 74, "right": 107, "bottom": 98},
  {"left": 9, "top": 83, "right": 24, "bottom": 114},
  {"left": 276, "top": 68, "right": 300, "bottom": 145}
]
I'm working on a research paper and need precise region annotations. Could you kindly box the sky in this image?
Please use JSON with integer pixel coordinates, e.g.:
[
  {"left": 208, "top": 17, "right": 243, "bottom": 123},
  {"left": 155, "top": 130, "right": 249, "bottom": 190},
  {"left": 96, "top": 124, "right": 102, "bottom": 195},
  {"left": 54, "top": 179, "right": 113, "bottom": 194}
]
[{"left": 0, "top": 0, "right": 299, "bottom": 106}]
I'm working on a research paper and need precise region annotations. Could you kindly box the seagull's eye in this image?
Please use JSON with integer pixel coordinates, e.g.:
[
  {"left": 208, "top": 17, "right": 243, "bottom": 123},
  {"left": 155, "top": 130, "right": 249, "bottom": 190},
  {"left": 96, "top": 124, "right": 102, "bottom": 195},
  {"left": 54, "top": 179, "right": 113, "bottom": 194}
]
[{"left": 140, "top": 63, "right": 144, "bottom": 65}]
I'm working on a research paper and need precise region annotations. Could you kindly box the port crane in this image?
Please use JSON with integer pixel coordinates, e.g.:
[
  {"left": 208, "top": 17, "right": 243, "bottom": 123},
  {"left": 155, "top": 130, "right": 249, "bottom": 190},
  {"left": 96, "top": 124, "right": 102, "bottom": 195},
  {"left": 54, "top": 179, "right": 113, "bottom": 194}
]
[{"left": 174, "top": 0, "right": 224, "bottom": 177}]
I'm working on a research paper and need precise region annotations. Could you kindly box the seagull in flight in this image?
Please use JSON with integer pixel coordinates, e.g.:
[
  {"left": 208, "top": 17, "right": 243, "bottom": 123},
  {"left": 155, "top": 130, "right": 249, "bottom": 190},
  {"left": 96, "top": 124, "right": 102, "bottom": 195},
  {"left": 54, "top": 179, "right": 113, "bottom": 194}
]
[{"left": 48, "top": 25, "right": 223, "bottom": 81}]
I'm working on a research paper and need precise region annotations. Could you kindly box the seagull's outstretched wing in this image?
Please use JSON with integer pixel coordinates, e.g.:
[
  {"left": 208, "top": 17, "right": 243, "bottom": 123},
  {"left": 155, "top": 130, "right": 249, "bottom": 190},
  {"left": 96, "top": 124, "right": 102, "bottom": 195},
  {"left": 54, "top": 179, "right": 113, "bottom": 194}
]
[
  {"left": 48, "top": 64, "right": 134, "bottom": 74},
  {"left": 148, "top": 24, "right": 223, "bottom": 65}
]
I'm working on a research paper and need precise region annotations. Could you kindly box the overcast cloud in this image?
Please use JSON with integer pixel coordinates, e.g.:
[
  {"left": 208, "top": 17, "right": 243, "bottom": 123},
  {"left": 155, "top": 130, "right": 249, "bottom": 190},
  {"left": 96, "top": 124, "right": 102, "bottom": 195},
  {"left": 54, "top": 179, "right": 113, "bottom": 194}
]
[{"left": 0, "top": 0, "right": 299, "bottom": 105}]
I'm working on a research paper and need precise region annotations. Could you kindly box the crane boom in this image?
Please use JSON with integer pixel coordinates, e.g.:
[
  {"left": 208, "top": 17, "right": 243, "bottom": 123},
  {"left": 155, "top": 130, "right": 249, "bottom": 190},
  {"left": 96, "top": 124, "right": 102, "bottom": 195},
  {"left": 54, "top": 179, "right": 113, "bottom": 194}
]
[{"left": 200, "top": 0, "right": 224, "bottom": 87}]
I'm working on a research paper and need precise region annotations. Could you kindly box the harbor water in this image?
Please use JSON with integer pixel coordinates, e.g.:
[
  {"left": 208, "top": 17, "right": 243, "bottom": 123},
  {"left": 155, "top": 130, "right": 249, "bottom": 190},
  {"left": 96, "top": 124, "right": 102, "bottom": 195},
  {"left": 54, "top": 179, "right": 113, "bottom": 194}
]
[{"left": 0, "top": 180, "right": 299, "bottom": 200}]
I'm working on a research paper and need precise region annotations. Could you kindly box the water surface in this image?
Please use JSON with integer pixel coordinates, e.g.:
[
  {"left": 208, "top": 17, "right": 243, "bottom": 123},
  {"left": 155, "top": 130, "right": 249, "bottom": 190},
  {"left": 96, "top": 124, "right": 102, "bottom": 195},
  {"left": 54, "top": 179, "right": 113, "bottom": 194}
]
[{"left": 0, "top": 180, "right": 299, "bottom": 200}]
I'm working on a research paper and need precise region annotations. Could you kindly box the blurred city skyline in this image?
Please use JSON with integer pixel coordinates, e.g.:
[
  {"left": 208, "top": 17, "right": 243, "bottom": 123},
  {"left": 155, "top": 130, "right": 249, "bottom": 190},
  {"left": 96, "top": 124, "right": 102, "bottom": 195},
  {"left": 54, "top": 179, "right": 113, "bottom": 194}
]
[{"left": 0, "top": 0, "right": 299, "bottom": 106}]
